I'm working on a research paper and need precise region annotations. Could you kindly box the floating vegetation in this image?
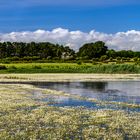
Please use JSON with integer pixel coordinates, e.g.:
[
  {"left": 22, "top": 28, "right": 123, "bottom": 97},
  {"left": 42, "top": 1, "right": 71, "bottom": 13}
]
[{"left": 0, "top": 84, "right": 140, "bottom": 139}]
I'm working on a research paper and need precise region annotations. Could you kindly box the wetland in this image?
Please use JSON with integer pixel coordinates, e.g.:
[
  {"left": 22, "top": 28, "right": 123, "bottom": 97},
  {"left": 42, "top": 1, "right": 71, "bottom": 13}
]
[{"left": 0, "top": 74, "right": 140, "bottom": 139}]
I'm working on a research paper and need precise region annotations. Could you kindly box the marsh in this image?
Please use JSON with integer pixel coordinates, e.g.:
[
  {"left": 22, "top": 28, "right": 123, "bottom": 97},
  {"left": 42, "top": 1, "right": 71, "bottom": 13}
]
[{"left": 0, "top": 74, "right": 140, "bottom": 139}]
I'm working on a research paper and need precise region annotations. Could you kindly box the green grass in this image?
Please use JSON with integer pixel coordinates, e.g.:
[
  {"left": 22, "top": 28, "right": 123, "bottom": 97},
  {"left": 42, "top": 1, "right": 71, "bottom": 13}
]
[
  {"left": 0, "top": 63, "right": 140, "bottom": 73},
  {"left": 0, "top": 84, "right": 140, "bottom": 139}
]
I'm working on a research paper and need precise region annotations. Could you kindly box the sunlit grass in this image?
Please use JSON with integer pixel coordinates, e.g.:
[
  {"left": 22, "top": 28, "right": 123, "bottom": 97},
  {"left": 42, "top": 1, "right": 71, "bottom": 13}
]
[
  {"left": 0, "top": 63, "right": 140, "bottom": 73},
  {"left": 0, "top": 84, "right": 140, "bottom": 139}
]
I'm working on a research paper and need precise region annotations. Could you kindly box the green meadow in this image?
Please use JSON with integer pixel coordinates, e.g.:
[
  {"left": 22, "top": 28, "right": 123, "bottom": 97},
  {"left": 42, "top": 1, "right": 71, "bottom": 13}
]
[{"left": 0, "top": 63, "right": 140, "bottom": 73}]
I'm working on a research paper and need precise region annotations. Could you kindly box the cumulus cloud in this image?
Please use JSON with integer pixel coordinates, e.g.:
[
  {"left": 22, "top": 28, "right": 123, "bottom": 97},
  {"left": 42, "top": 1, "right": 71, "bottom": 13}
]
[{"left": 0, "top": 28, "right": 140, "bottom": 51}]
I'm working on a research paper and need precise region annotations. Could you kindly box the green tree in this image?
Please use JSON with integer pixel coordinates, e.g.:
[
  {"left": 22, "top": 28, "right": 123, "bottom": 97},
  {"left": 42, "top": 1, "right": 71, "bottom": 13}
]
[
  {"left": 107, "top": 49, "right": 116, "bottom": 58},
  {"left": 77, "top": 41, "right": 108, "bottom": 59}
]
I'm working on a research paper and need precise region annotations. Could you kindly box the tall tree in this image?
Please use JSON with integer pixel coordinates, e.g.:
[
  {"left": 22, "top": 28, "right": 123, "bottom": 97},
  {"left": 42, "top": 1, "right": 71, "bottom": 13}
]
[{"left": 77, "top": 41, "right": 108, "bottom": 59}]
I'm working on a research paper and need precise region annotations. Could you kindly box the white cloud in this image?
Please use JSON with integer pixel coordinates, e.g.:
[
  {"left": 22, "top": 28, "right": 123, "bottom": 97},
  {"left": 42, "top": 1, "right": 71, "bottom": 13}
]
[{"left": 1, "top": 28, "right": 140, "bottom": 51}]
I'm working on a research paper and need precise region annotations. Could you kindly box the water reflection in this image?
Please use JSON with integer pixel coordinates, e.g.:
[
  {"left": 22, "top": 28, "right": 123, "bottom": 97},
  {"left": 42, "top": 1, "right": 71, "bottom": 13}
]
[
  {"left": 0, "top": 81, "right": 140, "bottom": 110},
  {"left": 32, "top": 81, "right": 140, "bottom": 104},
  {"left": 41, "top": 95, "right": 99, "bottom": 109}
]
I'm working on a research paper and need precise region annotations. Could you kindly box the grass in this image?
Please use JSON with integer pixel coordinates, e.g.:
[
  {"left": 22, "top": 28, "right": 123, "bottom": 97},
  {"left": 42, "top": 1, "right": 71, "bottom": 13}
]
[
  {"left": 0, "top": 84, "right": 140, "bottom": 139},
  {"left": 0, "top": 63, "right": 140, "bottom": 73}
]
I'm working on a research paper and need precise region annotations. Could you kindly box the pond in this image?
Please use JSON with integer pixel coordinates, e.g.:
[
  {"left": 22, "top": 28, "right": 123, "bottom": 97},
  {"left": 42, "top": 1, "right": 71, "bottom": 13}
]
[
  {"left": 32, "top": 81, "right": 140, "bottom": 104},
  {"left": 1, "top": 81, "right": 140, "bottom": 111},
  {"left": 29, "top": 81, "right": 140, "bottom": 111}
]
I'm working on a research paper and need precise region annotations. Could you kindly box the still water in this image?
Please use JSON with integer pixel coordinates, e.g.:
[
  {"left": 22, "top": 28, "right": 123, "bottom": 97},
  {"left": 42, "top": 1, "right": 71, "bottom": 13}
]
[
  {"left": 1, "top": 81, "right": 140, "bottom": 111},
  {"left": 29, "top": 81, "right": 140, "bottom": 111},
  {"left": 33, "top": 81, "right": 140, "bottom": 104}
]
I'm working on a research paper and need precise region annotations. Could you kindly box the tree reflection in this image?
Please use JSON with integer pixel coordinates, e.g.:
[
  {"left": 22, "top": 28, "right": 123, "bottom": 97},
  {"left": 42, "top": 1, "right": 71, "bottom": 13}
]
[
  {"left": 80, "top": 82, "right": 107, "bottom": 92},
  {"left": 31, "top": 81, "right": 107, "bottom": 92}
]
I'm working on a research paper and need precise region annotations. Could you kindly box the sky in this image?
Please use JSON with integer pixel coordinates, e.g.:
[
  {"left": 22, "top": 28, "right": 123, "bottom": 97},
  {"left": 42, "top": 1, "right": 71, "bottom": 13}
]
[{"left": 1, "top": 0, "right": 140, "bottom": 50}]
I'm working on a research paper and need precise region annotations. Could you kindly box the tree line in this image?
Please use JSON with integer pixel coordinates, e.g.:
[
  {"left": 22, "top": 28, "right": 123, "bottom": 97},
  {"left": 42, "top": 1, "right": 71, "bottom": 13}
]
[{"left": 0, "top": 41, "right": 140, "bottom": 62}]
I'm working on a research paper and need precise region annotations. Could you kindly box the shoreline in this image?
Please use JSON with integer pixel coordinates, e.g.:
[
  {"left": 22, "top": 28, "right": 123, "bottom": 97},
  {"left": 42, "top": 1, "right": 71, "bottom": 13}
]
[{"left": 0, "top": 73, "right": 140, "bottom": 82}]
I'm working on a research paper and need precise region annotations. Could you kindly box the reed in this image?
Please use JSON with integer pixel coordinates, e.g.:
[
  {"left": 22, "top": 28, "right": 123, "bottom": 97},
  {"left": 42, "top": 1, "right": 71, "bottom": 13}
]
[{"left": 0, "top": 63, "right": 140, "bottom": 73}]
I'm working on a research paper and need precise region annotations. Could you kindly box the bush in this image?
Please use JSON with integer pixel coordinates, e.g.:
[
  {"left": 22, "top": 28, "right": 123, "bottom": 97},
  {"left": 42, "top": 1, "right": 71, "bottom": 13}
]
[
  {"left": 77, "top": 61, "right": 82, "bottom": 65},
  {"left": 10, "top": 56, "right": 20, "bottom": 61},
  {"left": 116, "top": 57, "right": 121, "bottom": 61},
  {"left": 133, "top": 57, "right": 138, "bottom": 62},
  {"left": 10, "top": 66, "right": 17, "bottom": 69},
  {"left": 0, "top": 65, "right": 7, "bottom": 70},
  {"left": 33, "top": 66, "right": 42, "bottom": 69},
  {"left": 92, "top": 61, "right": 98, "bottom": 65},
  {"left": 99, "top": 55, "right": 108, "bottom": 62}
]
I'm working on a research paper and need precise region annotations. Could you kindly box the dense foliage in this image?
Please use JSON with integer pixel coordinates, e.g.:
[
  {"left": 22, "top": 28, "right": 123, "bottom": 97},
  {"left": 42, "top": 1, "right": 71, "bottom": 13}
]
[
  {"left": 0, "top": 41, "right": 140, "bottom": 62},
  {"left": 0, "top": 42, "right": 75, "bottom": 61},
  {"left": 77, "top": 41, "right": 108, "bottom": 59}
]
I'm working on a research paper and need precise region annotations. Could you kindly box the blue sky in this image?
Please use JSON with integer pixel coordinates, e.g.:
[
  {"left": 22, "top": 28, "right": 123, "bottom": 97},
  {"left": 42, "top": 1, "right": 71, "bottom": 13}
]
[
  {"left": 1, "top": 0, "right": 140, "bottom": 51},
  {"left": 0, "top": 0, "right": 140, "bottom": 33}
]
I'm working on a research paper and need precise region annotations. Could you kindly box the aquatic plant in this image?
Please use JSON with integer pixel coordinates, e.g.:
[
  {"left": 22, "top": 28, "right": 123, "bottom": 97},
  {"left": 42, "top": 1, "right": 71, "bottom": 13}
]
[{"left": 0, "top": 84, "right": 140, "bottom": 139}]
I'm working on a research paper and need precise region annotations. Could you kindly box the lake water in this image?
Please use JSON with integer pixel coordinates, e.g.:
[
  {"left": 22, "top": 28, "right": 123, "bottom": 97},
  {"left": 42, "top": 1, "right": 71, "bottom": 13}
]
[
  {"left": 33, "top": 81, "right": 140, "bottom": 104},
  {"left": 1, "top": 81, "right": 140, "bottom": 111},
  {"left": 28, "top": 81, "right": 140, "bottom": 111}
]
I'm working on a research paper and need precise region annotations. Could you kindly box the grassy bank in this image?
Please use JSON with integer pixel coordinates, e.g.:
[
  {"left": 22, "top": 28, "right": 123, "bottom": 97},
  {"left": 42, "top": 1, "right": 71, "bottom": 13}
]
[
  {"left": 0, "top": 84, "right": 140, "bottom": 139},
  {"left": 0, "top": 63, "right": 140, "bottom": 73}
]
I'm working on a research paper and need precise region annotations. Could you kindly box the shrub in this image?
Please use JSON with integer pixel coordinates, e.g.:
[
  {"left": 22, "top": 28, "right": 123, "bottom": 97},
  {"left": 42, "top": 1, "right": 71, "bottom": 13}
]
[
  {"left": 92, "top": 61, "right": 98, "bottom": 65},
  {"left": 116, "top": 57, "right": 121, "bottom": 61},
  {"left": 33, "top": 65, "right": 42, "bottom": 69},
  {"left": 77, "top": 61, "right": 82, "bottom": 65},
  {"left": 133, "top": 57, "right": 138, "bottom": 62},
  {"left": 0, "top": 65, "right": 7, "bottom": 70},
  {"left": 99, "top": 55, "right": 108, "bottom": 62},
  {"left": 10, "top": 56, "right": 20, "bottom": 61},
  {"left": 10, "top": 66, "right": 17, "bottom": 69}
]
